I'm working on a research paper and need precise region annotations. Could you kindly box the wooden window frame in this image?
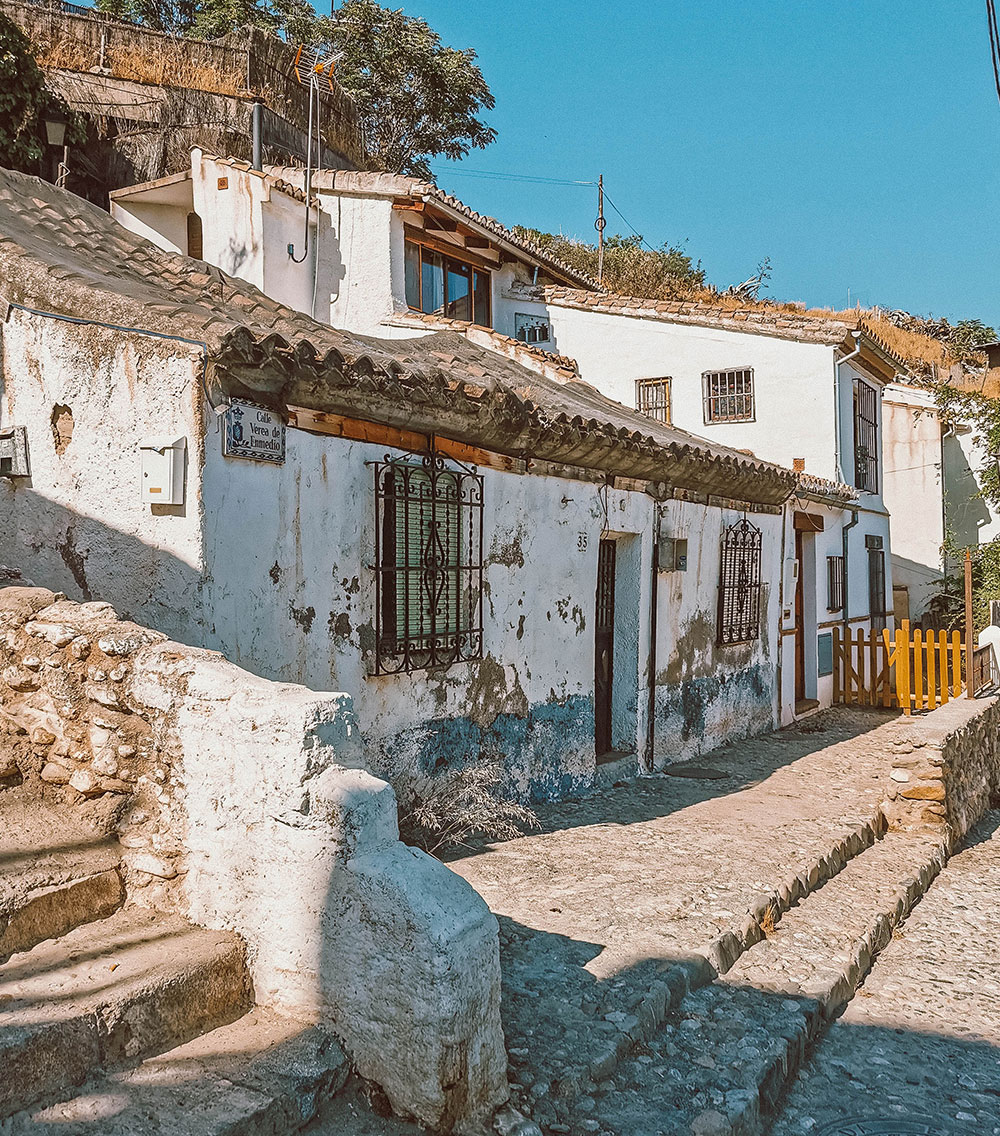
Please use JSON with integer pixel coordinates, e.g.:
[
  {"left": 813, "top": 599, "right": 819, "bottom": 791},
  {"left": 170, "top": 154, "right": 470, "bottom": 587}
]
[
  {"left": 404, "top": 237, "right": 492, "bottom": 327},
  {"left": 635, "top": 377, "right": 672, "bottom": 424},
  {"left": 702, "top": 367, "right": 755, "bottom": 424}
]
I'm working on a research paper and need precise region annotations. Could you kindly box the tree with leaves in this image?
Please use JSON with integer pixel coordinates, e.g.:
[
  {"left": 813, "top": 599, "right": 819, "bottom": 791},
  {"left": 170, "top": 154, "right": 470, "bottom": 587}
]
[
  {"left": 511, "top": 228, "right": 706, "bottom": 298},
  {"left": 0, "top": 14, "right": 80, "bottom": 176},
  {"left": 300, "top": 1, "right": 495, "bottom": 178},
  {"left": 93, "top": 0, "right": 496, "bottom": 179}
]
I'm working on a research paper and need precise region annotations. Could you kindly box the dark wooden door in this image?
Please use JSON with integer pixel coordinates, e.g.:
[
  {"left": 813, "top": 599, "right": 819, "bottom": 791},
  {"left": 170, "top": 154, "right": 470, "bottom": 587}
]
[
  {"left": 795, "top": 530, "right": 805, "bottom": 702},
  {"left": 595, "top": 538, "right": 616, "bottom": 757}
]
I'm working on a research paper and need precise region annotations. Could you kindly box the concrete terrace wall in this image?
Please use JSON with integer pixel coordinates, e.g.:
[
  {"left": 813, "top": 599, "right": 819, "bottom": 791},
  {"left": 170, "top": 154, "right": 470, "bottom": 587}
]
[{"left": 0, "top": 585, "right": 505, "bottom": 1131}]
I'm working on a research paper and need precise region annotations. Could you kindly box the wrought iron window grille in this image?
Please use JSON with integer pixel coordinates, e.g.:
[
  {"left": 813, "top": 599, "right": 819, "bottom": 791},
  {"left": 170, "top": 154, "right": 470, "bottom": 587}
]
[
  {"left": 718, "top": 516, "right": 763, "bottom": 645},
  {"left": 827, "top": 554, "right": 845, "bottom": 612},
  {"left": 373, "top": 452, "right": 484, "bottom": 675},
  {"left": 854, "top": 379, "right": 880, "bottom": 493},
  {"left": 635, "top": 377, "right": 672, "bottom": 423},
  {"left": 702, "top": 367, "right": 755, "bottom": 424},
  {"left": 868, "top": 547, "right": 887, "bottom": 634}
]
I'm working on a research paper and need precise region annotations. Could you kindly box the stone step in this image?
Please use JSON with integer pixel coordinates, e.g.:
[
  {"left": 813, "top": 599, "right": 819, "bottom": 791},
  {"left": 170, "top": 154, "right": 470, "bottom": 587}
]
[
  {"left": 0, "top": 905, "right": 252, "bottom": 1120},
  {"left": 2, "top": 1007, "right": 350, "bottom": 1136},
  {"left": 527, "top": 811, "right": 890, "bottom": 1101},
  {"left": 553, "top": 828, "right": 948, "bottom": 1136},
  {"left": 0, "top": 797, "right": 124, "bottom": 963}
]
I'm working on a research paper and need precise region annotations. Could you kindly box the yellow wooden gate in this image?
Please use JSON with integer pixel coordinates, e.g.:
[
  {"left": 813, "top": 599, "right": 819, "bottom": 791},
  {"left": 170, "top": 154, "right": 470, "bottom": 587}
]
[{"left": 832, "top": 620, "right": 964, "bottom": 714}]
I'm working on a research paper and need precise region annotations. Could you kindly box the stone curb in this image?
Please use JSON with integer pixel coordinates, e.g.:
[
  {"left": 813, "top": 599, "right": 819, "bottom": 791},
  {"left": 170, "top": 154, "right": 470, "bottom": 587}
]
[
  {"left": 584, "top": 811, "right": 888, "bottom": 1087},
  {"left": 717, "top": 836, "right": 951, "bottom": 1136}
]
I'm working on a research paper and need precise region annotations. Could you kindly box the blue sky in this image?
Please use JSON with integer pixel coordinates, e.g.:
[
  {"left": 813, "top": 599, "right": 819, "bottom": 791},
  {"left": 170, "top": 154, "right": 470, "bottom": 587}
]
[{"left": 398, "top": 1, "right": 1000, "bottom": 327}]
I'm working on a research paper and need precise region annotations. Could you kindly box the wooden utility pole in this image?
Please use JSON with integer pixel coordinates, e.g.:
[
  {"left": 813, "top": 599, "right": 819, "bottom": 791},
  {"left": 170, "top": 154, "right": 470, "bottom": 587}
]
[
  {"left": 965, "top": 546, "right": 975, "bottom": 698},
  {"left": 596, "top": 174, "right": 605, "bottom": 286}
]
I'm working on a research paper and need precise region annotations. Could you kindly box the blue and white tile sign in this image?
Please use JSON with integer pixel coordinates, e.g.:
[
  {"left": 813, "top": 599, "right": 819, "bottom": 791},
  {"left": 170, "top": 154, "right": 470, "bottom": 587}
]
[{"left": 223, "top": 400, "right": 285, "bottom": 464}]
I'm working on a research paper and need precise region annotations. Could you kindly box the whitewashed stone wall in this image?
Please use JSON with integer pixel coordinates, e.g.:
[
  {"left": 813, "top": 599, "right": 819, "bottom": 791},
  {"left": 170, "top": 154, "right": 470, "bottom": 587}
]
[{"left": 0, "top": 585, "right": 506, "bottom": 1131}]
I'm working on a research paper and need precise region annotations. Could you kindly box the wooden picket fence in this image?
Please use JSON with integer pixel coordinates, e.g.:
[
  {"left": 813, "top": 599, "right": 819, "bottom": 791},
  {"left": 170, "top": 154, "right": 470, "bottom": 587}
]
[{"left": 833, "top": 620, "right": 968, "bottom": 715}]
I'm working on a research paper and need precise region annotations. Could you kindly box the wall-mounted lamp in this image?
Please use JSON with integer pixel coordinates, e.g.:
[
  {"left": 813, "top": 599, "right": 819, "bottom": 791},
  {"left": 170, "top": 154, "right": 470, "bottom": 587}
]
[{"left": 43, "top": 108, "right": 70, "bottom": 188}]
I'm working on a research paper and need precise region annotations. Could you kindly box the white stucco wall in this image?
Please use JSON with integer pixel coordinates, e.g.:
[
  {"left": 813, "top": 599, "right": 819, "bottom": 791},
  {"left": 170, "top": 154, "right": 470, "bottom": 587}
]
[
  {"left": 0, "top": 312, "right": 206, "bottom": 642},
  {"left": 500, "top": 298, "right": 843, "bottom": 480},
  {"left": 195, "top": 422, "right": 784, "bottom": 795},
  {"left": 652, "top": 497, "right": 783, "bottom": 764},
  {"left": 197, "top": 428, "right": 659, "bottom": 800},
  {"left": 882, "top": 385, "right": 945, "bottom": 620},
  {"left": 193, "top": 154, "right": 267, "bottom": 293},
  {"left": 109, "top": 200, "right": 188, "bottom": 255},
  {"left": 944, "top": 423, "right": 1000, "bottom": 561}
]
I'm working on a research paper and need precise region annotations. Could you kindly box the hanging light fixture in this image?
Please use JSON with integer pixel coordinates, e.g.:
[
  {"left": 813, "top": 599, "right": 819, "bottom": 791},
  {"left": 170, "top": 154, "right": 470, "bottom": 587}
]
[{"left": 43, "top": 108, "right": 68, "bottom": 149}]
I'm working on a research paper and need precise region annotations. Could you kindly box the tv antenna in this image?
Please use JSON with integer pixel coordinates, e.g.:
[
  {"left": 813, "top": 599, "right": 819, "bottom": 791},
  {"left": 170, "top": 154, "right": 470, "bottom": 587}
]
[{"left": 287, "top": 45, "right": 343, "bottom": 264}]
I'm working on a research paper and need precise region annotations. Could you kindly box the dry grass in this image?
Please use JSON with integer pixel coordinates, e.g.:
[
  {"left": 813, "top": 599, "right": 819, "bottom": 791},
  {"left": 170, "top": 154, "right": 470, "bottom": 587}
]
[
  {"left": 33, "top": 35, "right": 261, "bottom": 98},
  {"left": 759, "top": 904, "right": 779, "bottom": 937},
  {"left": 861, "top": 316, "right": 951, "bottom": 372},
  {"left": 396, "top": 758, "right": 541, "bottom": 856}
]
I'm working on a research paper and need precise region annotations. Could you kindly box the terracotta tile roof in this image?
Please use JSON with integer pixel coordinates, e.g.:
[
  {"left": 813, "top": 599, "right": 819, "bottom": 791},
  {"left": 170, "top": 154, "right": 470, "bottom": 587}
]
[
  {"left": 383, "top": 311, "right": 581, "bottom": 382},
  {"left": 262, "top": 163, "right": 600, "bottom": 291},
  {"left": 0, "top": 167, "right": 796, "bottom": 507},
  {"left": 198, "top": 151, "right": 320, "bottom": 209},
  {"left": 795, "top": 472, "right": 861, "bottom": 505},
  {"left": 527, "top": 284, "right": 862, "bottom": 346}
]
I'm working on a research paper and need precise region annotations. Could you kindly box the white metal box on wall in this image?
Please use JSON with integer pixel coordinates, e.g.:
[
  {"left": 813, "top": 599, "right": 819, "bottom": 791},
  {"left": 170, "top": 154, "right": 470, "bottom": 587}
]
[{"left": 139, "top": 436, "right": 186, "bottom": 505}]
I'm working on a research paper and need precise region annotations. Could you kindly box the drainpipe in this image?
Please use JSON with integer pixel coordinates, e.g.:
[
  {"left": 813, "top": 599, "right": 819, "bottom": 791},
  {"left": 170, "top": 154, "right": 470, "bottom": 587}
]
[
  {"left": 842, "top": 505, "right": 860, "bottom": 638},
  {"left": 834, "top": 330, "right": 863, "bottom": 484},
  {"left": 645, "top": 506, "right": 660, "bottom": 772},
  {"left": 251, "top": 99, "right": 263, "bottom": 172}
]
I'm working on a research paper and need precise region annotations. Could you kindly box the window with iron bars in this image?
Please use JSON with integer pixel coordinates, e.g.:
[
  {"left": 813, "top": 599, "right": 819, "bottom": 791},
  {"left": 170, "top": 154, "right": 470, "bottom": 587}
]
[
  {"left": 867, "top": 537, "right": 887, "bottom": 634},
  {"left": 373, "top": 454, "right": 484, "bottom": 674},
  {"left": 854, "top": 379, "right": 880, "bottom": 493},
  {"left": 717, "top": 517, "right": 762, "bottom": 645},
  {"left": 703, "top": 367, "right": 755, "bottom": 424},
  {"left": 635, "top": 377, "right": 672, "bottom": 423},
  {"left": 827, "top": 555, "right": 845, "bottom": 612}
]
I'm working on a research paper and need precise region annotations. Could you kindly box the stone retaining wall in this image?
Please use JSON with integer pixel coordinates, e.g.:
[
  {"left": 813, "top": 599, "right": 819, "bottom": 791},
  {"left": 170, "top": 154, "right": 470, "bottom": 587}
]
[
  {"left": 882, "top": 695, "right": 1000, "bottom": 842},
  {"left": 0, "top": 585, "right": 506, "bottom": 1131}
]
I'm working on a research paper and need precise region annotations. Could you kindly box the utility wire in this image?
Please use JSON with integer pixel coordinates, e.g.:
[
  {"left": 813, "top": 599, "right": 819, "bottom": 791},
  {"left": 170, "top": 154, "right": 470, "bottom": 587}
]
[
  {"left": 602, "top": 191, "right": 657, "bottom": 251},
  {"left": 428, "top": 166, "right": 596, "bottom": 187},
  {"left": 988, "top": 0, "right": 1000, "bottom": 107},
  {"left": 430, "top": 165, "right": 662, "bottom": 249}
]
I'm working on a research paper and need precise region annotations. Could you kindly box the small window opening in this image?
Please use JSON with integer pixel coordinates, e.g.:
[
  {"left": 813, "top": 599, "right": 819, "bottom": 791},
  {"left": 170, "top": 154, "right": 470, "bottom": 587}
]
[
  {"left": 703, "top": 367, "right": 755, "bottom": 423},
  {"left": 636, "top": 377, "right": 672, "bottom": 424}
]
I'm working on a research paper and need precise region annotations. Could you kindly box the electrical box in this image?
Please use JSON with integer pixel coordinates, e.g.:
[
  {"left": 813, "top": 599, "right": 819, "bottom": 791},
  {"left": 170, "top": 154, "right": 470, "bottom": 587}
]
[
  {"left": 658, "top": 537, "right": 688, "bottom": 572},
  {"left": 818, "top": 632, "right": 834, "bottom": 677},
  {"left": 140, "top": 436, "right": 186, "bottom": 506},
  {"left": 0, "top": 426, "right": 29, "bottom": 478}
]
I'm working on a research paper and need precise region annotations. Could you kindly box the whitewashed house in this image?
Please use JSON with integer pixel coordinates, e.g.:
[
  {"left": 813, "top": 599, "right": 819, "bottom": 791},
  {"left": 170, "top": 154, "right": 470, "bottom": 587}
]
[
  {"left": 109, "top": 150, "right": 902, "bottom": 722},
  {"left": 882, "top": 374, "right": 1000, "bottom": 624},
  {"left": 0, "top": 169, "right": 814, "bottom": 802}
]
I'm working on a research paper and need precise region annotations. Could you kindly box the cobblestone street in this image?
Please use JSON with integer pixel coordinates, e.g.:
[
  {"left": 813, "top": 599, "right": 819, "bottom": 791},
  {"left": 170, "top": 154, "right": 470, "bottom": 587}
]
[
  {"left": 444, "top": 708, "right": 915, "bottom": 1133},
  {"left": 771, "top": 809, "right": 1000, "bottom": 1136}
]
